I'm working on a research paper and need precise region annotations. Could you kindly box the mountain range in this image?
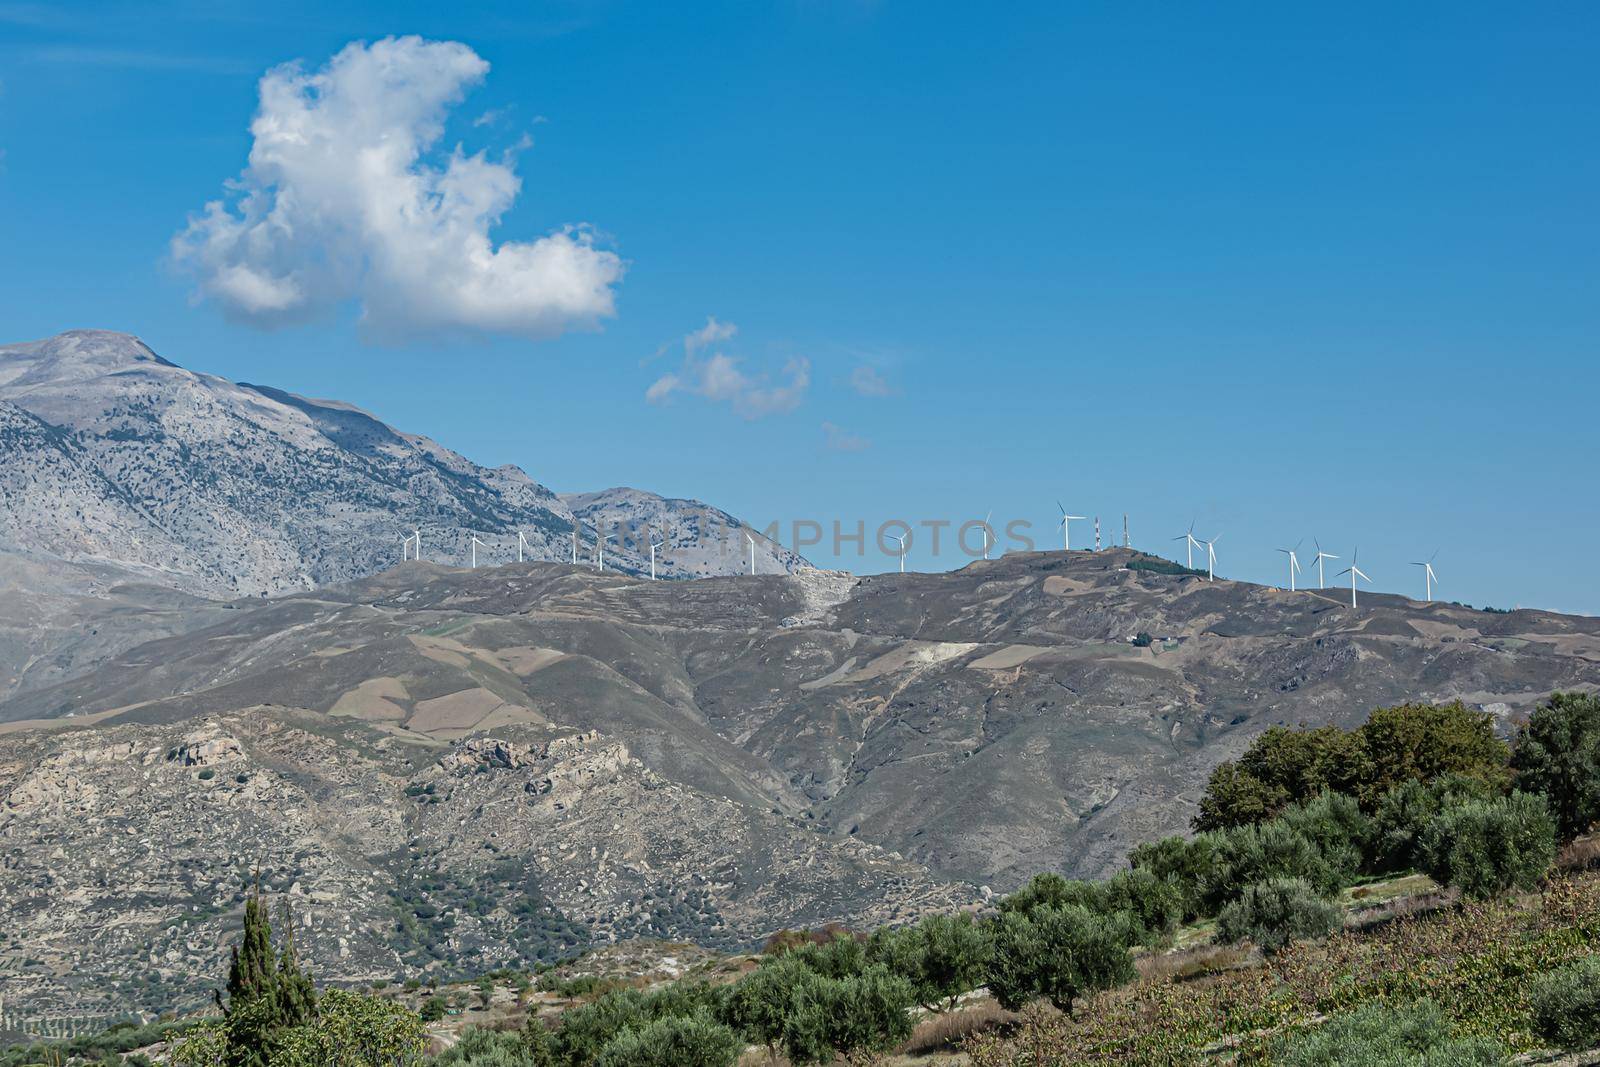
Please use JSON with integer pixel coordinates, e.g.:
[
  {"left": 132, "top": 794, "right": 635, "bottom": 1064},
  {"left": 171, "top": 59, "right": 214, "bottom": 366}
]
[
  {"left": 0, "top": 330, "right": 803, "bottom": 703},
  {"left": 2, "top": 330, "right": 1599, "bottom": 1026}
]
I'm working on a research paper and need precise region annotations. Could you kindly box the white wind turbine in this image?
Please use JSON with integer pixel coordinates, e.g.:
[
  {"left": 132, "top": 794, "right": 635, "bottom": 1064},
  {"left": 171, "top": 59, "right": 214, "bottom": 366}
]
[
  {"left": 982, "top": 509, "right": 995, "bottom": 560},
  {"left": 1411, "top": 552, "right": 1439, "bottom": 602},
  {"left": 745, "top": 531, "right": 757, "bottom": 575},
  {"left": 1201, "top": 533, "right": 1221, "bottom": 581},
  {"left": 571, "top": 526, "right": 579, "bottom": 565},
  {"left": 1309, "top": 539, "right": 1338, "bottom": 589},
  {"left": 401, "top": 530, "right": 418, "bottom": 562},
  {"left": 469, "top": 534, "right": 487, "bottom": 569},
  {"left": 891, "top": 532, "right": 907, "bottom": 573},
  {"left": 1056, "top": 501, "right": 1086, "bottom": 551},
  {"left": 1337, "top": 549, "right": 1371, "bottom": 609},
  {"left": 649, "top": 533, "right": 665, "bottom": 580},
  {"left": 1172, "top": 520, "right": 1201, "bottom": 569},
  {"left": 517, "top": 530, "right": 529, "bottom": 564},
  {"left": 1276, "top": 541, "right": 1303, "bottom": 591},
  {"left": 597, "top": 529, "right": 612, "bottom": 572}
]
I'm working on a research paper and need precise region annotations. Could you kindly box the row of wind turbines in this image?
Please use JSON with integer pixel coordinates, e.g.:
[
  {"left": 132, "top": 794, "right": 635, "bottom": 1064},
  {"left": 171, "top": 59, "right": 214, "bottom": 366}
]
[
  {"left": 400, "top": 523, "right": 758, "bottom": 580},
  {"left": 1167, "top": 517, "right": 1439, "bottom": 609}
]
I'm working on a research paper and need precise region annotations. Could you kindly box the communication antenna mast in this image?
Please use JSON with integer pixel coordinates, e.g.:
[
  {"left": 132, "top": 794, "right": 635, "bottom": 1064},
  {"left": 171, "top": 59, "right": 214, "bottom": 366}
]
[{"left": 1094, "top": 517, "right": 1101, "bottom": 552}]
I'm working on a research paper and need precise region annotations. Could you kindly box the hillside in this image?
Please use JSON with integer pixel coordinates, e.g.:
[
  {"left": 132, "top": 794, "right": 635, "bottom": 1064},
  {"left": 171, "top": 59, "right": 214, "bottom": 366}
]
[
  {"left": 2, "top": 548, "right": 1596, "bottom": 1020},
  {"left": 0, "top": 330, "right": 806, "bottom": 702}
]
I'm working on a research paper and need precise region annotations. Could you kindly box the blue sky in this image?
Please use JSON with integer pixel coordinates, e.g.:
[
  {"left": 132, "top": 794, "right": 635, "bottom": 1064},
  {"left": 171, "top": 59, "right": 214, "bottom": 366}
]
[{"left": 1, "top": 2, "right": 1597, "bottom": 612}]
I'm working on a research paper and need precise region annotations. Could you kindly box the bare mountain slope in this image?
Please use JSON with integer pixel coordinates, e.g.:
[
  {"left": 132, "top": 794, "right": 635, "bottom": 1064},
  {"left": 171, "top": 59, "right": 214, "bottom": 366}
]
[
  {"left": 0, "top": 330, "right": 803, "bottom": 598},
  {"left": 0, "top": 330, "right": 806, "bottom": 703},
  {"left": 3, "top": 549, "right": 1597, "bottom": 1019}
]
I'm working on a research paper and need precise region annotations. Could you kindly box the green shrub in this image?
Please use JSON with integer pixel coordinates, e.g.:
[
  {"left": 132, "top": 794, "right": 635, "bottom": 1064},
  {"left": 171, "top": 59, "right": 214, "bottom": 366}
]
[
  {"left": 785, "top": 931, "right": 870, "bottom": 979},
  {"left": 1128, "top": 834, "right": 1221, "bottom": 921},
  {"left": 997, "top": 873, "right": 1105, "bottom": 917},
  {"left": 1511, "top": 690, "right": 1600, "bottom": 840},
  {"left": 727, "top": 960, "right": 914, "bottom": 1065},
  {"left": 1418, "top": 791, "right": 1558, "bottom": 899},
  {"left": 431, "top": 1026, "right": 553, "bottom": 1065},
  {"left": 867, "top": 912, "right": 992, "bottom": 1010},
  {"left": 1356, "top": 701, "right": 1509, "bottom": 806},
  {"left": 1528, "top": 954, "right": 1600, "bottom": 1051},
  {"left": 1278, "top": 790, "right": 1370, "bottom": 868},
  {"left": 1203, "top": 818, "right": 1352, "bottom": 912},
  {"left": 1272, "top": 1000, "right": 1507, "bottom": 1066},
  {"left": 595, "top": 1011, "right": 740, "bottom": 1067},
  {"left": 552, "top": 983, "right": 725, "bottom": 1065},
  {"left": 1100, "top": 867, "right": 1183, "bottom": 944},
  {"left": 985, "top": 905, "right": 1135, "bottom": 1012},
  {"left": 198, "top": 768, "right": 216, "bottom": 781},
  {"left": 1215, "top": 877, "right": 1341, "bottom": 953},
  {"left": 1194, "top": 703, "right": 1510, "bottom": 831},
  {"left": 419, "top": 996, "right": 447, "bottom": 1022}
]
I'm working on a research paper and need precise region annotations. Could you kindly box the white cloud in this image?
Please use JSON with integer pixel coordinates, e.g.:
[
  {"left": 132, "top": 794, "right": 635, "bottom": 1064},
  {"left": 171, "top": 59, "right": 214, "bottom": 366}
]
[
  {"left": 849, "top": 364, "right": 896, "bottom": 397},
  {"left": 822, "top": 421, "right": 870, "bottom": 451},
  {"left": 172, "top": 36, "right": 622, "bottom": 341},
  {"left": 646, "top": 317, "right": 809, "bottom": 419}
]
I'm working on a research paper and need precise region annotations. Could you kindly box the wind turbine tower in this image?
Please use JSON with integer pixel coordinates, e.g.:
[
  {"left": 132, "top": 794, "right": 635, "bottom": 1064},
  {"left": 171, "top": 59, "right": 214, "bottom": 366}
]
[
  {"left": 1202, "top": 533, "right": 1221, "bottom": 581},
  {"left": 1276, "top": 541, "right": 1303, "bottom": 591},
  {"left": 1094, "top": 517, "right": 1101, "bottom": 551},
  {"left": 1411, "top": 552, "right": 1439, "bottom": 602},
  {"left": 517, "top": 531, "right": 529, "bottom": 564},
  {"left": 982, "top": 510, "right": 994, "bottom": 559},
  {"left": 401, "top": 531, "right": 418, "bottom": 562},
  {"left": 1123, "top": 514, "right": 1129, "bottom": 549},
  {"left": 469, "top": 534, "right": 486, "bottom": 569},
  {"left": 745, "top": 531, "right": 757, "bottom": 575},
  {"left": 1309, "top": 539, "right": 1338, "bottom": 588},
  {"left": 1056, "top": 502, "right": 1085, "bottom": 550},
  {"left": 1337, "top": 550, "right": 1371, "bottom": 609},
  {"left": 1172, "top": 521, "right": 1200, "bottom": 569},
  {"left": 649, "top": 534, "right": 665, "bottom": 580},
  {"left": 891, "top": 533, "right": 907, "bottom": 573}
]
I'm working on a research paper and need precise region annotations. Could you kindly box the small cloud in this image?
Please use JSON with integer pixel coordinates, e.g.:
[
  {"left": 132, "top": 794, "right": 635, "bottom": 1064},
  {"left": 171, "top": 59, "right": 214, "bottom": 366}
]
[
  {"left": 472, "top": 107, "right": 506, "bottom": 127},
  {"left": 171, "top": 36, "right": 622, "bottom": 342},
  {"left": 646, "top": 317, "right": 809, "bottom": 420},
  {"left": 822, "top": 421, "right": 870, "bottom": 452},
  {"left": 849, "top": 364, "right": 896, "bottom": 397}
]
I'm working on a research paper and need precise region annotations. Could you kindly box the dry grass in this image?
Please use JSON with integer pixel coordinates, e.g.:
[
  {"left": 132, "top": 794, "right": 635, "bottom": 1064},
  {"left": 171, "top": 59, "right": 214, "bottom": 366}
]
[
  {"left": 1135, "top": 942, "right": 1254, "bottom": 983},
  {"left": 896, "top": 999, "right": 1016, "bottom": 1056},
  {"left": 1559, "top": 833, "right": 1600, "bottom": 872}
]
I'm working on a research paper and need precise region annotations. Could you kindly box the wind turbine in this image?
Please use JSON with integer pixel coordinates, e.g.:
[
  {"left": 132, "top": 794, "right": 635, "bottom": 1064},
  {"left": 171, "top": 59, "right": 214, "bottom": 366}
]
[
  {"left": 891, "top": 532, "right": 907, "bottom": 573},
  {"left": 1276, "top": 541, "right": 1303, "bottom": 592},
  {"left": 517, "top": 531, "right": 529, "bottom": 564},
  {"left": 1309, "top": 539, "right": 1338, "bottom": 589},
  {"left": 597, "top": 529, "right": 613, "bottom": 571},
  {"left": 401, "top": 530, "right": 418, "bottom": 562},
  {"left": 1171, "top": 520, "right": 1201, "bottom": 569},
  {"left": 469, "top": 534, "right": 486, "bottom": 569},
  {"left": 745, "top": 531, "right": 757, "bottom": 575},
  {"left": 1411, "top": 552, "right": 1439, "bottom": 602},
  {"left": 571, "top": 526, "right": 578, "bottom": 565},
  {"left": 982, "top": 510, "right": 994, "bottom": 560},
  {"left": 649, "top": 534, "right": 665, "bottom": 580},
  {"left": 1056, "top": 502, "right": 1085, "bottom": 551},
  {"left": 1201, "top": 533, "right": 1221, "bottom": 581},
  {"left": 1337, "top": 549, "right": 1371, "bottom": 609}
]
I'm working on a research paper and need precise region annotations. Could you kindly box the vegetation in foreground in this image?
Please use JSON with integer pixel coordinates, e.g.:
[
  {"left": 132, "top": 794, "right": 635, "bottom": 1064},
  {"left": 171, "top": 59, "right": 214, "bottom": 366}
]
[{"left": 4, "top": 692, "right": 1600, "bottom": 1065}]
